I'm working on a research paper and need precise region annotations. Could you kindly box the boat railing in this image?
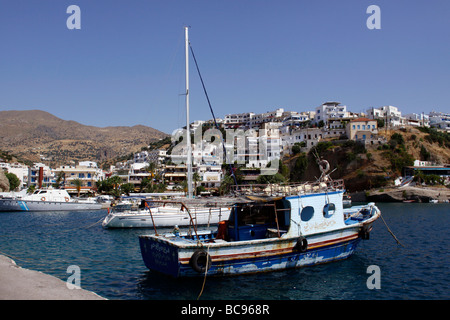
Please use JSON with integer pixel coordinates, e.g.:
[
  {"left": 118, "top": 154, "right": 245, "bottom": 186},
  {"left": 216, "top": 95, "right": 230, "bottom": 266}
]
[
  {"left": 143, "top": 200, "right": 229, "bottom": 241},
  {"left": 230, "top": 179, "right": 345, "bottom": 196}
]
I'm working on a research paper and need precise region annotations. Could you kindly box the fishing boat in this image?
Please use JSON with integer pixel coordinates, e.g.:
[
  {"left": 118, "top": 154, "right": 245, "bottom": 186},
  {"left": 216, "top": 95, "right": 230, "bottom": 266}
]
[
  {"left": 102, "top": 200, "right": 231, "bottom": 228},
  {"left": 139, "top": 163, "right": 381, "bottom": 277},
  {"left": 0, "top": 188, "right": 103, "bottom": 212}
]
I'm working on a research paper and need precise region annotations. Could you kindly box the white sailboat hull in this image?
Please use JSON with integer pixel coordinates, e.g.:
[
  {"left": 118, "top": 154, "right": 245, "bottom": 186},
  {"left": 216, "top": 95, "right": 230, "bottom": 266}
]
[{"left": 102, "top": 206, "right": 231, "bottom": 228}]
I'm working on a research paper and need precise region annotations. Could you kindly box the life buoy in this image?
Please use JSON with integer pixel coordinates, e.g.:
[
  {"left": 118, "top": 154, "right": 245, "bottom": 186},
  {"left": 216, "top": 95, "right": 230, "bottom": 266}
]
[
  {"left": 189, "top": 250, "right": 212, "bottom": 273},
  {"left": 319, "top": 160, "right": 330, "bottom": 173},
  {"left": 41, "top": 197, "right": 46, "bottom": 201},
  {"left": 65, "top": 197, "right": 69, "bottom": 202},
  {"left": 293, "top": 236, "right": 308, "bottom": 253}
]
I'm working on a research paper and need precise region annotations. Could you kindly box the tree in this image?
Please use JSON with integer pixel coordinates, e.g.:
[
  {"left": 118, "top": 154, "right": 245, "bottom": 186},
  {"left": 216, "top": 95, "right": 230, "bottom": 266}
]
[
  {"left": 256, "top": 173, "right": 286, "bottom": 184},
  {"left": 27, "top": 185, "right": 36, "bottom": 194},
  {"left": 121, "top": 183, "right": 135, "bottom": 196},
  {"left": 193, "top": 172, "right": 201, "bottom": 196},
  {"left": 71, "top": 178, "right": 83, "bottom": 197},
  {"left": 292, "top": 143, "right": 301, "bottom": 155},
  {"left": 54, "top": 171, "right": 65, "bottom": 189},
  {"left": 5, "top": 172, "right": 20, "bottom": 191},
  {"left": 291, "top": 153, "right": 308, "bottom": 182},
  {"left": 219, "top": 174, "right": 235, "bottom": 195}
]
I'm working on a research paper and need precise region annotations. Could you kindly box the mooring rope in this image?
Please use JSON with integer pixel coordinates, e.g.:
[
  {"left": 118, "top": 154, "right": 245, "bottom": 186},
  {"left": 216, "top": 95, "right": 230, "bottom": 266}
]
[
  {"left": 197, "top": 245, "right": 210, "bottom": 300},
  {"left": 379, "top": 212, "right": 404, "bottom": 247}
]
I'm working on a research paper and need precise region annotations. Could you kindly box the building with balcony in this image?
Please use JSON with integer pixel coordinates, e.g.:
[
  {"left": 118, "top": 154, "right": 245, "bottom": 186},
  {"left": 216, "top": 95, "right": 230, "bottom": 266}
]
[
  {"left": 314, "top": 102, "right": 349, "bottom": 125},
  {"left": 54, "top": 163, "right": 104, "bottom": 194}
]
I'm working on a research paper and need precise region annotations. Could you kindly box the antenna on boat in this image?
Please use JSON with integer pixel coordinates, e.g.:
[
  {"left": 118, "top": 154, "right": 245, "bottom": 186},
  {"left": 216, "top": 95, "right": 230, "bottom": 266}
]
[{"left": 185, "top": 26, "right": 193, "bottom": 198}]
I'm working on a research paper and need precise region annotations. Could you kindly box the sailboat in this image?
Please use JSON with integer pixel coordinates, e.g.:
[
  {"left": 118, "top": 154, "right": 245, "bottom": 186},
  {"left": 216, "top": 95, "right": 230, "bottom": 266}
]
[{"left": 102, "top": 27, "right": 231, "bottom": 228}]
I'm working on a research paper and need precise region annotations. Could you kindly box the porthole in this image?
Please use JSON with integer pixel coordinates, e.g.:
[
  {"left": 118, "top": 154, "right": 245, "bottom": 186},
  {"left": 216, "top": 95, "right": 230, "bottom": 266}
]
[
  {"left": 300, "top": 206, "right": 314, "bottom": 222},
  {"left": 323, "top": 203, "right": 336, "bottom": 218}
]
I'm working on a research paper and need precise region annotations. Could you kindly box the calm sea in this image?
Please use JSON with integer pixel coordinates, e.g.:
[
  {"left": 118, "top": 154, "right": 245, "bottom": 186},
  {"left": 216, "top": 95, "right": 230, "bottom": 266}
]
[{"left": 0, "top": 203, "right": 448, "bottom": 300}]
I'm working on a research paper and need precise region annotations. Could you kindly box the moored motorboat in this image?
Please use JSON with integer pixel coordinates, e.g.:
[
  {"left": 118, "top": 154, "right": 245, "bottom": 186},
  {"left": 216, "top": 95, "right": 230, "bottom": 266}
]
[{"left": 0, "top": 188, "right": 103, "bottom": 211}]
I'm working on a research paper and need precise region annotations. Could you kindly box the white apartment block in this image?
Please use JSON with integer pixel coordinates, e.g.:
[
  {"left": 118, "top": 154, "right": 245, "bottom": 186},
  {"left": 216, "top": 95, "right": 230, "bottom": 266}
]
[
  {"left": 224, "top": 108, "right": 287, "bottom": 129},
  {"left": 367, "top": 106, "right": 406, "bottom": 127},
  {"left": 134, "top": 149, "right": 167, "bottom": 164},
  {"left": 54, "top": 164, "right": 104, "bottom": 193},
  {"left": 429, "top": 111, "right": 450, "bottom": 132},
  {"left": 404, "top": 113, "right": 430, "bottom": 127},
  {"left": 314, "top": 102, "right": 349, "bottom": 125}
]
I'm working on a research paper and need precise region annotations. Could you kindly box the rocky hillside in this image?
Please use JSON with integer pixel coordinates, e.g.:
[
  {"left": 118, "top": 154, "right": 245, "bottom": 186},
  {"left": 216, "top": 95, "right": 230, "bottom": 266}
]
[
  {"left": 0, "top": 110, "right": 168, "bottom": 166},
  {"left": 285, "top": 126, "right": 450, "bottom": 192}
]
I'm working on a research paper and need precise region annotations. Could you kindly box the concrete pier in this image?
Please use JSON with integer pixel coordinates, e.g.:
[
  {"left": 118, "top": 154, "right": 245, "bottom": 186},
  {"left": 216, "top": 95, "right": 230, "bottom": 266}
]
[{"left": 0, "top": 255, "right": 106, "bottom": 300}]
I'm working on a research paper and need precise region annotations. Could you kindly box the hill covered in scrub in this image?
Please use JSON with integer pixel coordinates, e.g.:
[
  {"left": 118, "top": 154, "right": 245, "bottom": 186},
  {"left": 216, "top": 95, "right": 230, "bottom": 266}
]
[
  {"left": 283, "top": 126, "right": 450, "bottom": 192},
  {"left": 0, "top": 110, "right": 168, "bottom": 167}
]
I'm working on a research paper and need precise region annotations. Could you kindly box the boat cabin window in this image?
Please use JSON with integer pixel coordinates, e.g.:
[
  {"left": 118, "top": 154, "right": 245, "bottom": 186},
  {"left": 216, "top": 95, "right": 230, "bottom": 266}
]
[
  {"left": 323, "top": 203, "right": 336, "bottom": 218},
  {"left": 300, "top": 206, "right": 314, "bottom": 222}
]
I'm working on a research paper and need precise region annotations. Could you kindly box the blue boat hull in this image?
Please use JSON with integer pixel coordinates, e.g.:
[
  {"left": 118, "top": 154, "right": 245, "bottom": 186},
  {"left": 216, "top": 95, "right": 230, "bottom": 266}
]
[{"left": 139, "top": 236, "right": 361, "bottom": 277}]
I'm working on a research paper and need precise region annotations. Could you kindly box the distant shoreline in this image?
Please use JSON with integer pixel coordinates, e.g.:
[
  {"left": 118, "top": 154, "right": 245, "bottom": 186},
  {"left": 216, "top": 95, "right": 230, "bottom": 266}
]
[{"left": 350, "top": 185, "right": 450, "bottom": 203}]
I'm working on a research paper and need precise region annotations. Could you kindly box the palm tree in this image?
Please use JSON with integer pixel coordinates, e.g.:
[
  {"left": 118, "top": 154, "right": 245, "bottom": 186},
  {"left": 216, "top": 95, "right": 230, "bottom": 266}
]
[
  {"left": 71, "top": 178, "right": 83, "bottom": 197},
  {"left": 55, "top": 171, "right": 65, "bottom": 189},
  {"left": 193, "top": 172, "right": 201, "bottom": 196}
]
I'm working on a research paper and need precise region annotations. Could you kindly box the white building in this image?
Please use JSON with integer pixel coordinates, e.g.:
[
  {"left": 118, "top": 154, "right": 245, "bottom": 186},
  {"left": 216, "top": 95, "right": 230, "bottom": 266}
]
[
  {"left": 429, "top": 111, "right": 450, "bottom": 132},
  {"left": 404, "top": 113, "right": 430, "bottom": 127},
  {"left": 2, "top": 163, "right": 29, "bottom": 190},
  {"left": 224, "top": 108, "right": 287, "bottom": 130},
  {"left": 224, "top": 112, "right": 255, "bottom": 129},
  {"left": 281, "top": 127, "right": 323, "bottom": 154},
  {"left": 197, "top": 164, "right": 222, "bottom": 189},
  {"left": 314, "top": 102, "right": 348, "bottom": 125},
  {"left": 54, "top": 164, "right": 104, "bottom": 193},
  {"left": 29, "top": 163, "right": 55, "bottom": 189},
  {"left": 367, "top": 106, "right": 406, "bottom": 128}
]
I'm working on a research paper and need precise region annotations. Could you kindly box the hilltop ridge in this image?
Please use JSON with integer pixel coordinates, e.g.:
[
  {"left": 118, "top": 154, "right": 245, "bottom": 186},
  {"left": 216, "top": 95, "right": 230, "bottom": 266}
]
[{"left": 0, "top": 110, "right": 168, "bottom": 166}]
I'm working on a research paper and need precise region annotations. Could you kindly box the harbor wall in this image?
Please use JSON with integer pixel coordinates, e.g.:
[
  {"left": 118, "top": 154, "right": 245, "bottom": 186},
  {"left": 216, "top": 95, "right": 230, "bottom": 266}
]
[{"left": 0, "top": 254, "right": 106, "bottom": 300}]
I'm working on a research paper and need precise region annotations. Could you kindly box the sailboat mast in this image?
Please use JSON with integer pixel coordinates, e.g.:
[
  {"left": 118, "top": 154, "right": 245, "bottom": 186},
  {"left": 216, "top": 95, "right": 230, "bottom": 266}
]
[{"left": 185, "top": 26, "right": 193, "bottom": 198}]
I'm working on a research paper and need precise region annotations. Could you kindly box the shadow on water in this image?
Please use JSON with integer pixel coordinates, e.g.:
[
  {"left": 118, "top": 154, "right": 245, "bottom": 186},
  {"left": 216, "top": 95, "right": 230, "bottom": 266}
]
[{"left": 135, "top": 252, "right": 379, "bottom": 300}]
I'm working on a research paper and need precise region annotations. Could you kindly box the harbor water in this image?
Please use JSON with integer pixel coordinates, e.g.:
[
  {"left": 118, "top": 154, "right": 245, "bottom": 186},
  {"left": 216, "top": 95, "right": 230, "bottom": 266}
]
[{"left": 0, "top": 203, "right": 448, "bottom": 300}]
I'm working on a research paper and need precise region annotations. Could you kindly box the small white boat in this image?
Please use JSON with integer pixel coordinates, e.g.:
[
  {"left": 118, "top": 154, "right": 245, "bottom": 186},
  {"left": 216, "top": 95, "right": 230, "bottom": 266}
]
[
  {"left": 0, "top": 188, "right": 103, "bottom": 211},
  {"left": 102, "top": 200, "right": 231, "bottom": 228}
]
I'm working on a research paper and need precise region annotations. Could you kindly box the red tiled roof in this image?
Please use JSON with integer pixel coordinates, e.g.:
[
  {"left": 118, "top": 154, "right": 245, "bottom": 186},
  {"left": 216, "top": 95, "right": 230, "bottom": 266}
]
[{"left": 350, "top": 118, "right": 374, "bottom": 122}]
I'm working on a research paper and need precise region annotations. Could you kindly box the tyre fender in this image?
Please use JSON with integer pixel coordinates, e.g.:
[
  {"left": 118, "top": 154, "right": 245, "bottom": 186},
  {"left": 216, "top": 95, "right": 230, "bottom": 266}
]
[
  {"left": 294, "top": 236, "right": 308, "bottom": 253},
  {"left": 189, "top": 250, "right": 212, "bottom": 273}
]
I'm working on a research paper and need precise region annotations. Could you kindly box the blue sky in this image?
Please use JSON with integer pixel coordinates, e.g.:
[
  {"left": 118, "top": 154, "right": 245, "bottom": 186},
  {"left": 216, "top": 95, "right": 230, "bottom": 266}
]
[{"left": 0, "top": 0, "right": 449, "bottom": 134}]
